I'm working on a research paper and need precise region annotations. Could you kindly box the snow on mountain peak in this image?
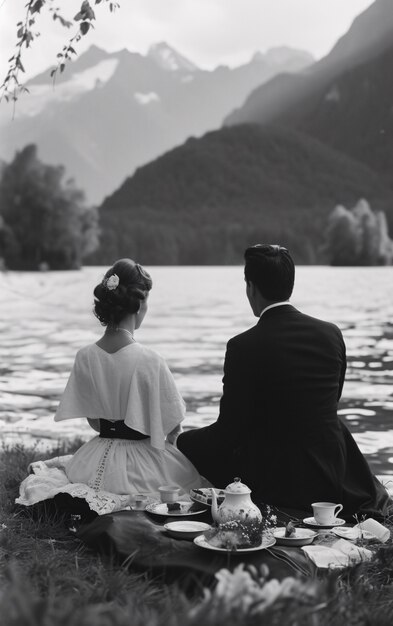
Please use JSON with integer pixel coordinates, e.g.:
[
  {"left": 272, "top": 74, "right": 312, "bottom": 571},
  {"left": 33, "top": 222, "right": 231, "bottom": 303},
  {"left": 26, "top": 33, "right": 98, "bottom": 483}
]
[
  {"left": 147, "top": 42, "right": 198, "bottom": 72},
  {"left": 134, "top": 92, "right": 160, "bottom": 105},
  {"left": 10, "top": 59, "right": 119, "bottom": 118}
]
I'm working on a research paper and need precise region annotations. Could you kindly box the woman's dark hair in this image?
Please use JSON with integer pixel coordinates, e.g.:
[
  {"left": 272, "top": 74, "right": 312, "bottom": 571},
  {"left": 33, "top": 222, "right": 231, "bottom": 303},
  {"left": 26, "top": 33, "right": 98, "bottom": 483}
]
[
  {"left": 93, "top": 258, "right": 152, "bottom": 326},
  {"left": 244, "top": 244, "right": 295, "bottom": 301}
]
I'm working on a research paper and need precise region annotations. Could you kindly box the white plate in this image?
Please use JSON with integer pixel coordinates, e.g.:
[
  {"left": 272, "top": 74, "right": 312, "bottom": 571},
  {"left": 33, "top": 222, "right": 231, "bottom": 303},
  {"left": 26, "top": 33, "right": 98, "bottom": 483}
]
[
  {"left": 190, "top": 488, "right": 225, "bottom": 507},
  {"left": 332, "top": 527, "right": 375, "bottom": 541},
  {"left": 164, "top": 521, "right": 211, "bottom": 539},
  {"left": 145, "top": 501, "right": 207, "bottom": 517},
  {"left": 303, "top": 516, "right": 346, "bottom": 528},
  {"left": 273, "top": 527, "right": 317, "bottom": 546},
  {"left": 194, "top": 533, "right": 276, "bottom": 553}
]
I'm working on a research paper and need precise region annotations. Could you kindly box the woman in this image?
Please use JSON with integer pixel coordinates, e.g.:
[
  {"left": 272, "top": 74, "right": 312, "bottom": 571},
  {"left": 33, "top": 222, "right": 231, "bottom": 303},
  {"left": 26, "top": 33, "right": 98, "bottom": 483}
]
[{"left": 17, "top": 259, "right": 204, "bottom": 515}]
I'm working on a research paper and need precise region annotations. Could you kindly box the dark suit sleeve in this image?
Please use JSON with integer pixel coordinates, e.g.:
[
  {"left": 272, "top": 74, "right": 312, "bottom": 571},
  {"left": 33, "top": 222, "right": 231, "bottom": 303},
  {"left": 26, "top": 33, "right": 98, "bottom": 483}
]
[
  {"left": 337, "top": 329, "right": 347, "bottom": 401},
  {"left": 176, "top": 335, "right": 255, "bottom": 486}
]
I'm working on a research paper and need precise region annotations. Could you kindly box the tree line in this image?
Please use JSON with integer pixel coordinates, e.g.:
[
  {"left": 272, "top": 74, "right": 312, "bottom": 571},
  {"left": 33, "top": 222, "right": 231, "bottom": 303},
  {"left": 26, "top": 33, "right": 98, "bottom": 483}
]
[{"left": 1, "top": 145, "right": 392, "bottom": 270}]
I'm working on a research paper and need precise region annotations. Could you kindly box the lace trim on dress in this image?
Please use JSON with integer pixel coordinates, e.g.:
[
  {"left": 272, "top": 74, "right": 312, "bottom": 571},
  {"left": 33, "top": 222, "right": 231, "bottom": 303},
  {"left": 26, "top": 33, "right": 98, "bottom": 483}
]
[{"left": 62, "top": 484, "right": 129, "bottom": 515}]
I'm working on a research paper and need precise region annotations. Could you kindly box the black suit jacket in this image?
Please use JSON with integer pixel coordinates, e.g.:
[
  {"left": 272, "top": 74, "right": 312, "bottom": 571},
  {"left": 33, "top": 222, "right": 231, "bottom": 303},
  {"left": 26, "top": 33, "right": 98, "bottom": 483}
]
[{"left": 178, "top": 305, "right": 391, "bottom": 518}]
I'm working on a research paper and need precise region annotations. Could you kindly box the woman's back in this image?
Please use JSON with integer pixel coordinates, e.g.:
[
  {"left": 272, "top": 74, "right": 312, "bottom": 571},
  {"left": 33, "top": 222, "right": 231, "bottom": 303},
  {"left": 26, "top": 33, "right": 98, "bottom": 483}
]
[{"left": 16, "top": 259, "right": 204, "bottom": 516}]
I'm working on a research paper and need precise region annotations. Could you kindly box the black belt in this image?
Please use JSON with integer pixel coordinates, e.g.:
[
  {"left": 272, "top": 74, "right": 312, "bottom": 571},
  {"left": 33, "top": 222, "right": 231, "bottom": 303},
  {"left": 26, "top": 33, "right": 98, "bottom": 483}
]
[{"left": 99, "top": 419, "right": 149, "bottom": 440}]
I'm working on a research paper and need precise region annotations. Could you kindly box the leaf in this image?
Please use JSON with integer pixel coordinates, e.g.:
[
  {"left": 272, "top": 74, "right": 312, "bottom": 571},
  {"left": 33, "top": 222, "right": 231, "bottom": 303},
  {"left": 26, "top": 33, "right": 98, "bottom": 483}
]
[
  {"left": 50, "top": 68, "right": 57, "bottom": 77},
  {"left": 60, "top": 63, "right": 65, "bottom": 73},
  {"left": 25, "top": 31, "right": 34, "bottom": 48},
  {"left": 80, "top": 21, "right": 90, "bottom": 35},
  {"left": 68, "top": 46, "right": 77, "bottom": 55},
  {"left": 17, "top": 26, "right": 24, "bottom": 38},
  {"left": 31, "top": 0, "right": 44, "bottom": 14},
  {"left": 56, "top": 53, "right": 63, "bottom": 58},
  {"left": 75, "top": 1, "right": 96, "bottom": 21},
  {"left": 16, "top": 58, "right": 25, "bottom": 73},
  {"left": 59, "top": 17, "right": 73, "bottom": 27}
]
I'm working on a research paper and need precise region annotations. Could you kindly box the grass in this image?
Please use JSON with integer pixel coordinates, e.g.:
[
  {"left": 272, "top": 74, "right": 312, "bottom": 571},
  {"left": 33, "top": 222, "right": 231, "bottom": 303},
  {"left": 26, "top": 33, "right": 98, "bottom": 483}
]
[{"left": 1, "top": 441, "right": 393, "bottom": 625}]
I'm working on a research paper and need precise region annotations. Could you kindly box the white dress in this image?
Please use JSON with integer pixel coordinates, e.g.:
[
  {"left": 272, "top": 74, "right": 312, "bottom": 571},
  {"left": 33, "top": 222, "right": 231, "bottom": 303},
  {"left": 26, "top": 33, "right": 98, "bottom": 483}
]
[{"left": 16, "top": 342, "right": 204, "bottom": 515}]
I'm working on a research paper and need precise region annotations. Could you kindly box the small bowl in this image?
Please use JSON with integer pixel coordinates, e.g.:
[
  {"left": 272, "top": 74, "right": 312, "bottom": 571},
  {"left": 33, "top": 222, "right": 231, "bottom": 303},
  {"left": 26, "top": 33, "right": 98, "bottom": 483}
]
[
  {"left": 164, "top": 521, "right": 211, "bottom": 540},
  {"left": 273, "top": 527, "right": 317, "bottom": 546}
]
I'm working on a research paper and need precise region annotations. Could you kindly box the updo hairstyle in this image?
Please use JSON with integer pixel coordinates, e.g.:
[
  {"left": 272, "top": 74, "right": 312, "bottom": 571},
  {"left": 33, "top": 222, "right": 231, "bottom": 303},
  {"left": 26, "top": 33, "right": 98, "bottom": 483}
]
[{"left": 93, "top": 258, "right": 152, "bottom": 326}]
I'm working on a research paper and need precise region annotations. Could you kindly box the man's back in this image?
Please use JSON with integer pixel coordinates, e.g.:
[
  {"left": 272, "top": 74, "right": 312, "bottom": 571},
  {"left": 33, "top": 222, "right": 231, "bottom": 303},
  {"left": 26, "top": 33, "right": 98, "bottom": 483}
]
[
  {"left": 178, "top": 243, "right": 391, "bottom": 519},
  {"left": 228, "top": 304, "right": 346, "bottom": 438}
]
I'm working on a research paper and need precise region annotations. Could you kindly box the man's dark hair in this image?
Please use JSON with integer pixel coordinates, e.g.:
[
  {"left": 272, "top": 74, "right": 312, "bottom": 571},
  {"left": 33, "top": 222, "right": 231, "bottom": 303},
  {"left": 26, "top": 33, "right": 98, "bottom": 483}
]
[{"left": 244, "top": 244, "right": 295, "bottom": 301}]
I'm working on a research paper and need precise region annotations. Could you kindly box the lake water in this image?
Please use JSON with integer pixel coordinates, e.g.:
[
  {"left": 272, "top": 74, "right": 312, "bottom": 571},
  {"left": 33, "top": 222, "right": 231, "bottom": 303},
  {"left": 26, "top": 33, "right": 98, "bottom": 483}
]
[{"left": 1, "top": 266, "right": 393, "bottom": 475}]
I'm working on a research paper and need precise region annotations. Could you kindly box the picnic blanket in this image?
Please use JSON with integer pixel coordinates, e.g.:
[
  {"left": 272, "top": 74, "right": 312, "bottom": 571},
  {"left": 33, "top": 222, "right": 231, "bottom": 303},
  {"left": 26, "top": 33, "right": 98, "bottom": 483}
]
[{"left": 76, "top": 509, "right": 313, "bottom": 590}]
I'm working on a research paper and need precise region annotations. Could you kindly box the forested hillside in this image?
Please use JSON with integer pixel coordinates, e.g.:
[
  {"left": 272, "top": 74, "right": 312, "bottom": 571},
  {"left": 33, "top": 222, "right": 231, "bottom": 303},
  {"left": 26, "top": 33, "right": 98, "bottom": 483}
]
[{"left": 91, "top": 124, "right": 393, "bottom": 265}]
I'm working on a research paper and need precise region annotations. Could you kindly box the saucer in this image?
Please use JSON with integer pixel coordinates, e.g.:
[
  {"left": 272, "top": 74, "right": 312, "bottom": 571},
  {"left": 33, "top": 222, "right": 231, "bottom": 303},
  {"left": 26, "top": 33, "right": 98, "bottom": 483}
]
[
  {"left": 273, "top": 527, "right": 317, "bottom": 546},
  {"left": 303, "top": 516, "right": 346, "bottom": 528},
  {"left": 146, "top": 501, "right": 207, "bottom": 517}
]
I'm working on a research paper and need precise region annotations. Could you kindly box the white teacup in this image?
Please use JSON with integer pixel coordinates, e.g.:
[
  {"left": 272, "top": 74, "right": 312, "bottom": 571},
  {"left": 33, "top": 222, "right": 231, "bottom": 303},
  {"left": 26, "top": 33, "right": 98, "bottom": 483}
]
[
  {"left": 312, "top": 501, "right": 343, "bottom": 524},
  {"left": 158, "top": 485, "right": 181, "bottom": 503},
  {"left": 131, "top": 494, "right": 148, "bottom": 510}
]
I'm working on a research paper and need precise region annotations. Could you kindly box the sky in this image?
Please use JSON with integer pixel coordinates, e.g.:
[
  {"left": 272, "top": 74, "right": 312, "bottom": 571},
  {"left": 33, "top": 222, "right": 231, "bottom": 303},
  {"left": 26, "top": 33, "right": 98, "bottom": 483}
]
[{"left": 0, "top": 0, "right": 375, "bottom": 81}]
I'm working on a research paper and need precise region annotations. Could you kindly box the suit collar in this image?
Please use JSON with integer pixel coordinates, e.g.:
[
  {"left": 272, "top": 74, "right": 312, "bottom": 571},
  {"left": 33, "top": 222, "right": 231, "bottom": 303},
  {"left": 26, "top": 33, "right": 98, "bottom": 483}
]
[
  {"left": 257, "top": 303, "right": 296, "bottom": 323},
  {"left": 259, "top": 302, "right": 291, "bottom": 318}
]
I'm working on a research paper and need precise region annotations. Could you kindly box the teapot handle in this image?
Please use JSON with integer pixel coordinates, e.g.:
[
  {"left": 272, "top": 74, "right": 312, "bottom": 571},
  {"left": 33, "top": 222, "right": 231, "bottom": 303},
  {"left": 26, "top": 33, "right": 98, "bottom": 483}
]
[{"left": 210, "top": 487, "right": 218, "bottom": 521}]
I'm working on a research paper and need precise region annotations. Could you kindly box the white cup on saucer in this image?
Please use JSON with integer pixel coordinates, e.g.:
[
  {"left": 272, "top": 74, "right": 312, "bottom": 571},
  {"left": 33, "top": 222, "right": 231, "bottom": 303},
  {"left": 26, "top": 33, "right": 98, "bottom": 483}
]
[
  {"left": 312, "top": 501, "right": 343, "bottom": 525},
  {"left": 158, "top": 485, "right": 181, "bottom": 503}
]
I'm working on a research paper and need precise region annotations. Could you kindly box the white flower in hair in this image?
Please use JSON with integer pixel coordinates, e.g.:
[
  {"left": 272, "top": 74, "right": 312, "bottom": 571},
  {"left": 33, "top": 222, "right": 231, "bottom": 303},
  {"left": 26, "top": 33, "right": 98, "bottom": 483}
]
[{"left": 105, "top": 274, "right": 120, "bottom": 290}]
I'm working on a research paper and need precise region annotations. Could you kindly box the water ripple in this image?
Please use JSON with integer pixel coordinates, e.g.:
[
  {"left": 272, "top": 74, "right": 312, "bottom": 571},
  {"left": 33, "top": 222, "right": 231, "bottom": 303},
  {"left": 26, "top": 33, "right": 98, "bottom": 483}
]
[{"left": 1, "top": 266, "right": 393, "bottom": 473}]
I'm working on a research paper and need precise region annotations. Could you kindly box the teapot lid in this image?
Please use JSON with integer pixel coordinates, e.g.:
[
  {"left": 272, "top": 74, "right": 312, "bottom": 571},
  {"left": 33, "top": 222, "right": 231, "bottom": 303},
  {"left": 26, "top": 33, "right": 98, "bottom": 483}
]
[{"left": 224, "top": 477, "right": 251, "bottom": 494}]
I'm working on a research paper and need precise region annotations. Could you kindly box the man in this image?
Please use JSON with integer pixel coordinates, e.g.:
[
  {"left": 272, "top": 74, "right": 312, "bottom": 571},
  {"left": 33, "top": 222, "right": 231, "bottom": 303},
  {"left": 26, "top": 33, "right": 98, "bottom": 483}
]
[{"left": 177, "top": 244, "right": 391, "bottom": 519}]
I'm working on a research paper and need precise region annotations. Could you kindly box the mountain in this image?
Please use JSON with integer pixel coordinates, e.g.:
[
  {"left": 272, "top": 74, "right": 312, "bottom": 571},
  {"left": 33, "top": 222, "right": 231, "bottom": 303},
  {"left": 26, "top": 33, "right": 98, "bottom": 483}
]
[
  {"left": 91, "top": 124, "right": 393, "bottom": 265},
  {"left": 284, "top": 42, "right": 393, "bottom": 184},
  {"left": 0, "top": 44, "right": 313, "bottom": 204},
  {"left": 147, "top": 42, "right": 199, "bottom": 72},
  {"left": 225, "top": 0, "right": 393, "bottom": 132}
]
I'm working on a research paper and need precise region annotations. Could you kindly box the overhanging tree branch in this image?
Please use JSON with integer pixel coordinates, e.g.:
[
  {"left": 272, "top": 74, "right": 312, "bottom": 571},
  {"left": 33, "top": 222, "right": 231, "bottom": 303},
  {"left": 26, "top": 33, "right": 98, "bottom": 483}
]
[{"left": 1, "top": 0, "right": 120, "bottom": 104}]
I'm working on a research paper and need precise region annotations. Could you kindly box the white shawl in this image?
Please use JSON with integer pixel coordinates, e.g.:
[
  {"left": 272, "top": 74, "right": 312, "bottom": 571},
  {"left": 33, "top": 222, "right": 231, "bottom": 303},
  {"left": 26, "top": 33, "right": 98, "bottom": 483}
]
[{"left": 55, "top": 343, "right": 185, "bottom": 450}]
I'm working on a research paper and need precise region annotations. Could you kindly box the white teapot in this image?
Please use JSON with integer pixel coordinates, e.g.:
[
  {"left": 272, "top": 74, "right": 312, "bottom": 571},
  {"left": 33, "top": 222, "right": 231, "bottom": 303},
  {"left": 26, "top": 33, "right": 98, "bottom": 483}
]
[{"left": 210, "top": 477, "right": 262, "bottom": 524}]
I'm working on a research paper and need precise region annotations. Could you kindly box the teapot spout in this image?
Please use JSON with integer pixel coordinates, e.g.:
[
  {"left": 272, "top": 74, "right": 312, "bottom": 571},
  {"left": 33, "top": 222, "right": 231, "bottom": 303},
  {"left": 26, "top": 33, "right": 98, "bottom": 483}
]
[{"left": 210, "top": 488, "right": 218, "bottom": 522}]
